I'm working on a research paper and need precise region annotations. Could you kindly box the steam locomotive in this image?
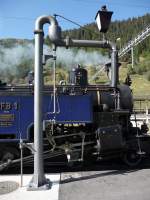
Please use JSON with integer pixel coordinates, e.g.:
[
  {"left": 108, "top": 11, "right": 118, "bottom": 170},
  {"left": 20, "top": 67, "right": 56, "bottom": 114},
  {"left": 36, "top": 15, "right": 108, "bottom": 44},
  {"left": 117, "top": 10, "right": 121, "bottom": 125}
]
[
  {"left": 0, "top": 64, "right": 149, "bottom": 170},
  {"left": 0, "top": 12, "right": 150, "bottom": 171}
]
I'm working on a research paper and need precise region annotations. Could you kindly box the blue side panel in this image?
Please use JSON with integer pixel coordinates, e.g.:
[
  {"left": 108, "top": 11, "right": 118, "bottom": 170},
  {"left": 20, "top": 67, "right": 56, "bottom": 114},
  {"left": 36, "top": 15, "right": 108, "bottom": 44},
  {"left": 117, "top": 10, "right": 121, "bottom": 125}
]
[
  {"left": 0, "top": 96, "right": 20, "bottom": 136},
  {"left": 45, "top": 95, "right": 93, "bottom": 123},
  {"left": 0, "top": 96, "right": 34, "bottom": 141},
  {"left": 0, "top": 94, "right": 93, "bottom": 142},
  {"left": 19, "top": 96, "right": 34, "bottom": 139}
]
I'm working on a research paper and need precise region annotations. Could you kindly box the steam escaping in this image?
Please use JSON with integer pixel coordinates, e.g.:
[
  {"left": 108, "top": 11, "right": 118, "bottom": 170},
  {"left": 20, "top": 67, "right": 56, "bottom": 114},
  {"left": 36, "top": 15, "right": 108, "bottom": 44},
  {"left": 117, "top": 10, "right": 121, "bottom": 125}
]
[
  {"left": 0, "top": 43, "right": 34, "bottom": 72},
  {"left": 0, "top": 42, "right": 109, "bottom": 83},
  {"left": 0, "top": 43, "right": 109, "bottom": 70},
  {"left": 45, "top": 47, "right": 110, "bottom": 68}
]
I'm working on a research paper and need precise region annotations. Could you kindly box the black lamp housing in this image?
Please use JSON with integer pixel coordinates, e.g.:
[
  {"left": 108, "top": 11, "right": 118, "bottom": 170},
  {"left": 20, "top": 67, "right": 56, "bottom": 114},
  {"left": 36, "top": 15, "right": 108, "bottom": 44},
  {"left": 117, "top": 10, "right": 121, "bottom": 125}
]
[{"left": 95, "top": 6, "right": 113, "bottom": 33}]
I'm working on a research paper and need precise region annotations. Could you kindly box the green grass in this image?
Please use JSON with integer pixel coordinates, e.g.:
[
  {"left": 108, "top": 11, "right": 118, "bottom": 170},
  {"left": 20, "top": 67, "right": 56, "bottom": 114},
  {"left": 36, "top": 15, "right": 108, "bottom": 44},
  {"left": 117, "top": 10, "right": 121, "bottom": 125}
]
[
  {"left": 43, "top": 64, "right": 150, "bottom": 97},
  {"left": 90, "top": 66, "right": 150, "bottom": 97},
  {"left": 130, "top": 74, "right": 150, "bottom": 96},
  {"left": 119, "top": 67, "right": 150, "bottom": 96}
]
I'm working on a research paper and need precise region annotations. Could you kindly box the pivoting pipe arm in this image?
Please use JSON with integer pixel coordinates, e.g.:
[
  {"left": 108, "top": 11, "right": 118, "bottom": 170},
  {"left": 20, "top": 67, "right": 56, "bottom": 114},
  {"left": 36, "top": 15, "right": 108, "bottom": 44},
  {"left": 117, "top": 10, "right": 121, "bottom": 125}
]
[
  {"left": 47, "top": 16, "right": 117, "bottom": 87},
  {"left": 49, "top": 35, "right": 118, "bottom": 87}
]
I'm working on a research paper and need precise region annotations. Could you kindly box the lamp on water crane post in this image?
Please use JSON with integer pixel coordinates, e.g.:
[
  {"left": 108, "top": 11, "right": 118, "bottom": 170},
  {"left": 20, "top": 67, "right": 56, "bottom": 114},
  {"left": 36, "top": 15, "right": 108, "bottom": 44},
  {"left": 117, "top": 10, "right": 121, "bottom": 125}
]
[
  {"left": 95, "top": 6, "right": 118, "bottom": 88},
  {"left": 95, "top": 5, "right": 113, "bottom": 34}
]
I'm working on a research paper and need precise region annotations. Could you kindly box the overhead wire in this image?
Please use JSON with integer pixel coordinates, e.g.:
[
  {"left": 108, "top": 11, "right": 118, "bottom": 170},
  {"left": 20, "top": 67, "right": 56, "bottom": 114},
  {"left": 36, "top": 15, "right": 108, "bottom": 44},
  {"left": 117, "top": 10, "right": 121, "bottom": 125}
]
[
  {"left": 0, "top": 14, "right": 101, "bottom": 39},
  {"left": 54, "top": 13, "right": 101, "bottom": 38},
  {"left": 0, "top": 12, "right": 100, "bottom": 37}
]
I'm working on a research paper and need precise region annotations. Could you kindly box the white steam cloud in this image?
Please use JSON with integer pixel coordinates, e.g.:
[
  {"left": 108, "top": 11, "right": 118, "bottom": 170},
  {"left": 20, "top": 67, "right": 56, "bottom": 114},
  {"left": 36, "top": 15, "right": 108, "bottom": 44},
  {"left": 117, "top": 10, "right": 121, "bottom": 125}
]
[
  {"left": 0, "top": 43, "right": 34, "bottom": 72},
  {"left": 45, "top": 47, "right": 109, "bottom": 67},
  {"left": 0, "top": 43, "right": 109, "bottom": 77}
]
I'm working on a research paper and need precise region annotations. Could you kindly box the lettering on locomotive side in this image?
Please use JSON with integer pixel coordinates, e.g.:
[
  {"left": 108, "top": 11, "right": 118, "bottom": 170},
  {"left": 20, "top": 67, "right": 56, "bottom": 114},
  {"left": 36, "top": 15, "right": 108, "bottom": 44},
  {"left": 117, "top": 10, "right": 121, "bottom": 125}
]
[
  {"left": 0, "top": 114, "right": 15, "bottom": 127},
  {"left": 0, "top": 102, "right": 19, "bottom": 110}
]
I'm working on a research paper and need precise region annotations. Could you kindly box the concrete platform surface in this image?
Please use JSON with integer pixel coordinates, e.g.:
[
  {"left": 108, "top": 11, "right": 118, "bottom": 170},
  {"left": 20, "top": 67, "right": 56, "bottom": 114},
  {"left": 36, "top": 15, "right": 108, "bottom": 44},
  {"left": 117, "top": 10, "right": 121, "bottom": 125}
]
[
  {"left": 1, "top": 166, "right": 150, "bottom": 200},
  {"left": 0, "top": 174, "right": 60, "bottom": 200},
  {"left": 59, "top": 168, "right": 150, "bottom": 200}
]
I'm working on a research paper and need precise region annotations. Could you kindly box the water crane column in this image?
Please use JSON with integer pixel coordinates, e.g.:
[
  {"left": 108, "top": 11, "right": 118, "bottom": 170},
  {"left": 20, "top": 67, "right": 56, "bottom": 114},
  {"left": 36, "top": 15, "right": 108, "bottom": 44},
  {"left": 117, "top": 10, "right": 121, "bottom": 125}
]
[{"left": 28, "top": 15, "right": 61, "bottom": 190}]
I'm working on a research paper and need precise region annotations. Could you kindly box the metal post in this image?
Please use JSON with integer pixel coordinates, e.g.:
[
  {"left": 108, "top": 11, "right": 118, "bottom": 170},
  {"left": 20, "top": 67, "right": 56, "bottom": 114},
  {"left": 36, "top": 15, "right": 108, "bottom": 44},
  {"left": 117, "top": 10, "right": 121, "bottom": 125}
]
[
  {"left": 27, "top": 15, "right": 61, "bottom": 190},
  {"left": 19, "top": 139, "right": 23, "bottom": 187},
  {"left": 131, "top": 47, "right": 134, "bottom": 69},
  {"left": 27, "top": 15, "right": 60, "bottom": 190},
  {"left": 28, "top": 27, "right": 50, "bottom": 190},
  {"left": 111, "top": 44, "right": 117, "bottom": 87},
  {"left": 53, "top": 47, "right": 57, "bottom": 115}
]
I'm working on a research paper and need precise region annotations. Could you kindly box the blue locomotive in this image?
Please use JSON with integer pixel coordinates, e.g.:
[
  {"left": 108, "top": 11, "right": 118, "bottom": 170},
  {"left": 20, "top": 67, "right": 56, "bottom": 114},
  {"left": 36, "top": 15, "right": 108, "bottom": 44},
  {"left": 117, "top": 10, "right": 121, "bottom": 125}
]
[
  {"left": 0, "top": 64, "right": 149, "bottom": 169},
  {"left": 0, "top": 10, "right": 150, "bottom": 170}
]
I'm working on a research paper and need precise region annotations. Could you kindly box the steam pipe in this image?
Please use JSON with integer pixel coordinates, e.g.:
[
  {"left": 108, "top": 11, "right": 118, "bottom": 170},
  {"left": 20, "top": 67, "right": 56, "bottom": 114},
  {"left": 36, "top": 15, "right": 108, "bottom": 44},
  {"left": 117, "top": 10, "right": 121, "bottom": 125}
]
[
  {"left": 65, "top": 39, "right": 117, "bottom": 88},
  {"left": 111, "top": 43, "right": 117, "bottom": 88},
  {"left": 49, "top": 35, "right": 118, "bottom": 87},
  {"left": 63, "top": 38, "right": 118, "bottom": 87},
  {"left": 28, "top": 15, "right": 61, "bottom": 190},
  {"left": 58, "top": 38, "right": 112, "bottom": 48}
]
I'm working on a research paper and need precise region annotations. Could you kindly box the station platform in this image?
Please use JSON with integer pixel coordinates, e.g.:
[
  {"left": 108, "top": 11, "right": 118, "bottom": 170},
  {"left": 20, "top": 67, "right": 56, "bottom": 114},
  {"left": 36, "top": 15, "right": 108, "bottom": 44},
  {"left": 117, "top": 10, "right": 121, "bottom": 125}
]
[{"left": 0, "top": 174, "right": 60, "bottom": 200}]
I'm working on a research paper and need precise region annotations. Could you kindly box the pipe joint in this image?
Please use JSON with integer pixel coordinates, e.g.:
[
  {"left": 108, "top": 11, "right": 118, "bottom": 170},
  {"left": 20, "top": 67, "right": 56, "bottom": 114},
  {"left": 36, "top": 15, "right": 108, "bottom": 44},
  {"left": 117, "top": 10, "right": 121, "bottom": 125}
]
[
  {"left": 34, "top": 15, "right": 62, "bottom": 45},
  {"left": 35, "top": 15, "right": 58, "bottom": 30},
  {"left": 65, "top": 36, "right": 72, "bottom": 48},
  {"left": 34, "top": 30, "right": 44, "bottom": 35}
]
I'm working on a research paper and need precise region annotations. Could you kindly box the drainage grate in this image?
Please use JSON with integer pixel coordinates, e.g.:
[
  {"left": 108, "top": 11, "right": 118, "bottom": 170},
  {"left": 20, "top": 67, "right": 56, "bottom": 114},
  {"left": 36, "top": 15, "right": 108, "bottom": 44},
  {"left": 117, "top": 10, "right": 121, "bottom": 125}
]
[{"left": 0, "top": 181, "right": 19, "bottom": 195}]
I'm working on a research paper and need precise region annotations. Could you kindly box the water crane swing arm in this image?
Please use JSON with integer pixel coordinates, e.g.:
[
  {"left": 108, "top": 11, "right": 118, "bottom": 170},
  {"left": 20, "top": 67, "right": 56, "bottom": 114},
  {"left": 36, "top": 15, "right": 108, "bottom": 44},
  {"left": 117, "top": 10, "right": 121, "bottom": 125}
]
[{"left": 48, "top": 16, "right": 118, "bottom": 88}]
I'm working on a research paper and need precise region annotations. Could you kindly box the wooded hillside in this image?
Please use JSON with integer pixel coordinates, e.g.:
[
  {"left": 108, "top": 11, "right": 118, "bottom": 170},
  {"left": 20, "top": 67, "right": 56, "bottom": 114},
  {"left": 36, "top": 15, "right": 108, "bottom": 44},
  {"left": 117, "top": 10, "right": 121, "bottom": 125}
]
[{"left": 0, "top": 13, "right": 150, "bottom": 90}]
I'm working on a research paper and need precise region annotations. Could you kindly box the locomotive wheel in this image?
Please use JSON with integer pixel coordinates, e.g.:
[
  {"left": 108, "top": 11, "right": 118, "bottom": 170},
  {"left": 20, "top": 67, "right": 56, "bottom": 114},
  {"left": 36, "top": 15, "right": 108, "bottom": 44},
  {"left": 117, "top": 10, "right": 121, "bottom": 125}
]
[
  {"left": 123, "top": 151, "right": 142, "bottom": 167},
  {"left": 0, "top": 147, "right": 19, "bottom": 164}
]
